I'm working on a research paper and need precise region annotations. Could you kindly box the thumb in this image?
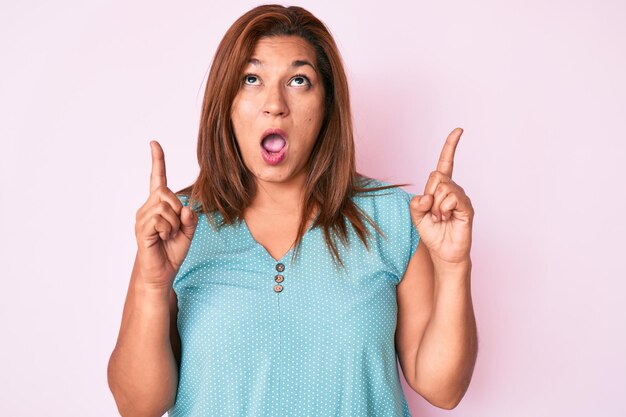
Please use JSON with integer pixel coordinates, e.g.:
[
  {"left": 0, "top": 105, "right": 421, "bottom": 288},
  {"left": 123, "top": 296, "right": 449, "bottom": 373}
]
[
  {"left": 409, "top": 194, "right": 433, "bottom": 225},
  {"left": 179, "top": 206, "right": 198, "bottom": 240}
]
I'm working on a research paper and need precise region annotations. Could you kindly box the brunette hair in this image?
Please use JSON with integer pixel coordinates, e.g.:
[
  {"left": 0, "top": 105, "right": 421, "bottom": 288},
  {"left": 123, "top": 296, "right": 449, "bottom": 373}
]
[{"left": 176, "top": 4, "right": 408, "bottom": 268}]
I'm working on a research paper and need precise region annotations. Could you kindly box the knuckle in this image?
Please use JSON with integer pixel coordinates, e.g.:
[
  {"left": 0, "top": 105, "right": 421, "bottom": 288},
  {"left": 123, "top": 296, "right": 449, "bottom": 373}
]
[
  {"left": 150, "top": 215, "right": 160, "bottom": 227},
  {"left": 153, "top": 185, "right": 169, "bottom": 196},
  {"left": 155, "top": 217, "right": 171, "bottom": 232},
  {"left": 166, "top": 190, "right": 183, "bottom": 211},
  {"left": 169, "top": 199, "right": 183, "bottom": 214},
  {"left": 157, "top": 201, "right": 170, "bottom": 212},
  {"left": 436, "top": 184, "right": 449, "bottom": 196},
  {"left": 152, "top": 214, "right": 166, "bottom": 228}
]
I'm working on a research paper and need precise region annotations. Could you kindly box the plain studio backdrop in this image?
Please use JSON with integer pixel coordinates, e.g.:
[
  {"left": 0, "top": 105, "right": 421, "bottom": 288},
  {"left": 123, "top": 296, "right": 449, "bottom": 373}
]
[{"left": 1, "top": 0, "right": 625, "bottom": 416}]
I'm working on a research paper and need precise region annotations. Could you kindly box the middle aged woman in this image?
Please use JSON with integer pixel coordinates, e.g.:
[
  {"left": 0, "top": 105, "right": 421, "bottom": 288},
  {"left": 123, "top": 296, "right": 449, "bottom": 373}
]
[{"left": 107, "top": 5, "right": 478, "bottom": 417}]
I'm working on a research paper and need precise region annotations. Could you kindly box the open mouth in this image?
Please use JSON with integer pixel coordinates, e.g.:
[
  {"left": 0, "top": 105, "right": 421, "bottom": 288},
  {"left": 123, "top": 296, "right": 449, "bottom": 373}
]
[
  {"left": 259, "top": 128, "right": 288, "bottom": 165},
  {"left": 260, "top": 128, "right": 288, "bottom": 152},
  {"left": 261, "top": 133, "right": 286, "bottom": 154}
]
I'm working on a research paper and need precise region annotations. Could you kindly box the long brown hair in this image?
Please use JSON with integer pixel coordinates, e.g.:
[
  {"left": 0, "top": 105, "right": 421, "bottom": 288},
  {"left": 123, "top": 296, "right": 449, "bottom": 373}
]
[{"left": 176, "top": 4, "right": 408, "bottom": 268}]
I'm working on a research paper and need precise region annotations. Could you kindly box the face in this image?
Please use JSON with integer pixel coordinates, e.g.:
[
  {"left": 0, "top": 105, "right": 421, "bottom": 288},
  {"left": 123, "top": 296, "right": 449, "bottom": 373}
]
[{"left": 230, "top": 35, "right": 325, "bottom": 187}]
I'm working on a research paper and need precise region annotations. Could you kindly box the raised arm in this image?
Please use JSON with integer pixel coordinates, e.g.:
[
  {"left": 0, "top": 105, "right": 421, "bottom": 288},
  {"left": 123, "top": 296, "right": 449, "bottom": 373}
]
[
  {"left": 107, "top": 141, "right": 198, "bottom": 416},
  {"left": 396, "top": 128, "right": 478, "bottom": 409}
]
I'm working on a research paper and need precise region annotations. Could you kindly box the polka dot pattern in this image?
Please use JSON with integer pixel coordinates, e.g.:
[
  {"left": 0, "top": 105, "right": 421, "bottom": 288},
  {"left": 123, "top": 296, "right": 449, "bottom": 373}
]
[{"left": 168, "top": 179, "right": 420, "bottom": 417}]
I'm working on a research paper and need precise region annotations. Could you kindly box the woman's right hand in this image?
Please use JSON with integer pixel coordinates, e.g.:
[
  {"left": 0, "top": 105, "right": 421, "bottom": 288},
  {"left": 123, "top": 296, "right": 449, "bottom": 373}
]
[{"left": 134, "top": 140, "right": 198, "bottom": 290}]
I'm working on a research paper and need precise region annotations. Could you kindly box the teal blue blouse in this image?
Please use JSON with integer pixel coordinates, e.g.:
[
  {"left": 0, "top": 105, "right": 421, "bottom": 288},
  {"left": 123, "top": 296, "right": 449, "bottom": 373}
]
[{"left": 168, "top": 179, "right": 420, "bottom": 417}]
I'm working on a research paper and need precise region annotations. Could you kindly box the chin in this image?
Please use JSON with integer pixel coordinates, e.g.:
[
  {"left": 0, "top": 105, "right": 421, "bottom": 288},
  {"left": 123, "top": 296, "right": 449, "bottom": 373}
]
[
  {"left": 254, "top": 169, "right": 291, "bottom": 183},
  {"left": 254, "top": 165, "right": 306, "bottom": 185}
]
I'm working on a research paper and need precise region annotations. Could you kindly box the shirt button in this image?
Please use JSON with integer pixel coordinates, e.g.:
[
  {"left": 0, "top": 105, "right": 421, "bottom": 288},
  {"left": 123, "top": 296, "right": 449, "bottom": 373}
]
[
  {"left": 275, "top": 274, "right": 284, "bottom": 283},
  {"left": 276, "top": 263, "right": 285, "bottom": 272},
  {"left": 273, "top": 284, "right": 283, "bottom": 292}
]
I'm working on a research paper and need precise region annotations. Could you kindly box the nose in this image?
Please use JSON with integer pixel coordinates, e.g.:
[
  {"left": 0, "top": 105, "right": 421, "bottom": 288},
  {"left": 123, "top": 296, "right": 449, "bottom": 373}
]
[{"left": 262, "top": 84, "right": 289, "bottom": 117}]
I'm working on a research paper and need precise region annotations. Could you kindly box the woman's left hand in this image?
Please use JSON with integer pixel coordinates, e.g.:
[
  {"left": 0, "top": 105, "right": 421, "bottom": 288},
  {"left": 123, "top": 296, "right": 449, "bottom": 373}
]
[{"left": 409, "top": 128, "right": 474, "bottom": 267}]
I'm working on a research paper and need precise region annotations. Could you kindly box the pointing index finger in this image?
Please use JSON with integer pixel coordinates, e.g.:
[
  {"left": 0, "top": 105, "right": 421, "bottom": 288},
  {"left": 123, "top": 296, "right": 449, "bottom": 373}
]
[
  {"left": 150, "top": 140, "right": 167, "bottom": 193},
  {"left": 436, "top": 127, "right": 463, "bottom": 178}
]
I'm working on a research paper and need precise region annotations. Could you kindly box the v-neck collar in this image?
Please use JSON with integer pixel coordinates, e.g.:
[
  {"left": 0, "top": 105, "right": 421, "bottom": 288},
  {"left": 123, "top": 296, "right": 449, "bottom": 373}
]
[{"left": 240, "top": 211, "right": 319, "bottom": 264}]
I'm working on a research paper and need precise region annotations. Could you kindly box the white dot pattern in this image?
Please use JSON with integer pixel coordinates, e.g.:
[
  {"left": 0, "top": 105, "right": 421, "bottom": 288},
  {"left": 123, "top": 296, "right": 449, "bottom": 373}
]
[{"left": 168, "top": 179, "right": 420, "bottom": 417}]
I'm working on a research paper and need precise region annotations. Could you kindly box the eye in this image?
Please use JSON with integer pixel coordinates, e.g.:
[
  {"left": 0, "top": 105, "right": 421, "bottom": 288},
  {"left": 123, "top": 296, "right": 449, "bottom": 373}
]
[
  {"left": 289, "top": 74, "right": 312, "bottom": 88},
  {"left": 243, "top": 74, "right": 260, "bottom": 85}
]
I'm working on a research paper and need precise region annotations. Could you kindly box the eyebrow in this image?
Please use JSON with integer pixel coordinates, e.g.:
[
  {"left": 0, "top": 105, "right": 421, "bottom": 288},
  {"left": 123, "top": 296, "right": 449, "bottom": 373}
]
[{"left": 247, "top": 58, "right": 317, "bottom": 71}]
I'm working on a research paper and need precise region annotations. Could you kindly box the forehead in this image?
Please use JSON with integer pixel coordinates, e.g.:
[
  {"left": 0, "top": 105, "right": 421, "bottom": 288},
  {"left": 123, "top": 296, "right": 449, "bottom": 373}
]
[{"left": 247, "top": 35, "right": 318, "bottom": 67}]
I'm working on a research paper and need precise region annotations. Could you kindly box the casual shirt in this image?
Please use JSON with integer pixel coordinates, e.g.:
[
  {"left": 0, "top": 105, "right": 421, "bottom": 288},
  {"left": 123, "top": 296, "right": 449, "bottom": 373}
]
[{"left": 168, "top": 179, "right": 420, "bottom": 416}]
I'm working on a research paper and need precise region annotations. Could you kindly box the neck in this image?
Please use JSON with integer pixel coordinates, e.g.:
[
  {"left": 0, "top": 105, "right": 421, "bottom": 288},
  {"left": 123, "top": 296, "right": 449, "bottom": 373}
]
[{"left": 249, "top": 171, "right": 307, "bottom": 215}]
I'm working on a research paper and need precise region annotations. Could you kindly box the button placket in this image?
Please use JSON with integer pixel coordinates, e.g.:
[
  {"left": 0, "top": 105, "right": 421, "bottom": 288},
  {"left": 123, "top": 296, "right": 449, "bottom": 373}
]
[{"left": 273, "top": 263, "right": 285, "bottom": 292}]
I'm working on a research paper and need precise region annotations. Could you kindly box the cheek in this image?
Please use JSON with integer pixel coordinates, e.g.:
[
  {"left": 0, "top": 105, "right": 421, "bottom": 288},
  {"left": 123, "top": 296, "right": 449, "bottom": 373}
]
[
  {"left": 294, "top": 98, "right": 323, "bottom": 124},
  {"left": 232, "top": 92, "right": 258, "bottom": 117},
  {"left": 303, "top": 104, "right": 324, "bottom": 131},
  {"left": 236, "top": 98, "right": 256, "bottom": 117},
  {"left": 231, "top": 100, "right": 256, "bottom": 139},
  {"left": 297, "top": 108, "right": 324, "bottom": 151}
]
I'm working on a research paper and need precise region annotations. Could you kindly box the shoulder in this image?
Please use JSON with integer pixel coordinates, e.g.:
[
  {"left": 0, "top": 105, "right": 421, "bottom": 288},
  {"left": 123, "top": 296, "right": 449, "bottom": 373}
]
[
  {"left": 353, "top": 177, "right": 416, "bottom": 210},
  {"left": 352, "top": 176, "right": 417, "bottom": 242},
  {"left": 352, "top": 177, "right": 421, "bottom": 280}
]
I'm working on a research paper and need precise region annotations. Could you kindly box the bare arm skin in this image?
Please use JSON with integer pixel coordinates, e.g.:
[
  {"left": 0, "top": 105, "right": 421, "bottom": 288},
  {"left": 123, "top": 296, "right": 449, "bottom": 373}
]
[
  {"left": 107, "top": 253, "right": 180, "bottom": 417},
  {"left": 396, "top": 245, "right": 477, "bottom": 410},
  {"left": 107, "top": 141, "right": 196, "bottom": 417},
  {"left": 396, "top": 128, "right": 478, "bottom": 410}
]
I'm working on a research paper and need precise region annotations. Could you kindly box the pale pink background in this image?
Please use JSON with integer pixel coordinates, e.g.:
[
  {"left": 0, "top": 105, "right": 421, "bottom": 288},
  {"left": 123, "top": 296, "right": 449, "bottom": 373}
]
[{"left": 1, "top": 0, "right": 625, "bottom": 416}]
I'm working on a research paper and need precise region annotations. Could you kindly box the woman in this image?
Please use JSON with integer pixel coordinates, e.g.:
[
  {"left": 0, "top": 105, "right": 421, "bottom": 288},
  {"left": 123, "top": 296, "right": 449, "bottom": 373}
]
[{"left": 108, "top": 4, "right": 477, "bottom": 417}]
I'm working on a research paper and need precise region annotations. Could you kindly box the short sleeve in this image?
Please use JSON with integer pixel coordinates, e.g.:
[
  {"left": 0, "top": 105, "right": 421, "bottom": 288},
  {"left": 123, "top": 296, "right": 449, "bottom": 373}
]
[
  {"left": 172, "top": 194, "right": 192, "bottom": 290},
  {"left": 394, "top": 189, "right": 421, "bottom": 282},
  {"left": 369, "top": 183, "right": 421, "bottom": 284}
]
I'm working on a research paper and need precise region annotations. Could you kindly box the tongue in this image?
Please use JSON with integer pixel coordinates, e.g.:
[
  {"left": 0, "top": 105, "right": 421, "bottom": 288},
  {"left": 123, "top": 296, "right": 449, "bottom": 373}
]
[{"left": 262, "top": 134, "right": 286, "bottom": 153}]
